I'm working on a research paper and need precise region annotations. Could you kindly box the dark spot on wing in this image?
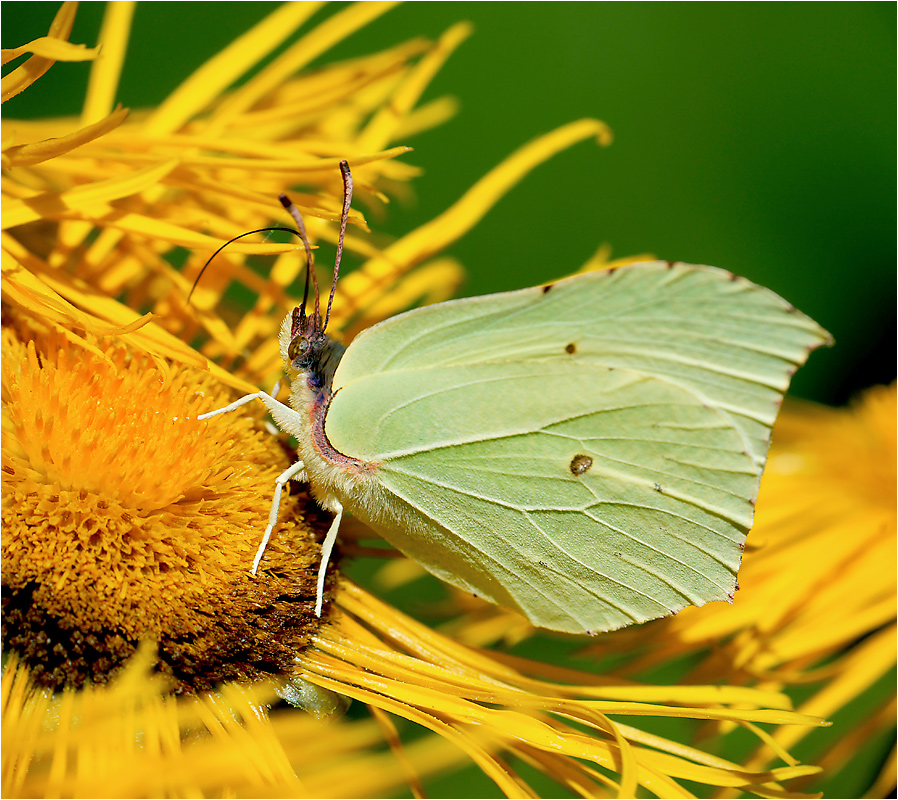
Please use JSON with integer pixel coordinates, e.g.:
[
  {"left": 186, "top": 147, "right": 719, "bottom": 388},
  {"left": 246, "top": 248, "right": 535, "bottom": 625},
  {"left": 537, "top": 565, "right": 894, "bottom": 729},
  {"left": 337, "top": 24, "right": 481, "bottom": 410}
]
[
  {"left": 565, "top": 343, "right": 576, "bottom": 354},
  {"left": 542, "top": 283, "right": 553, "bottom": 293},
  {"left": 569, "top": 454, "right": 593, "bottom": 475}
]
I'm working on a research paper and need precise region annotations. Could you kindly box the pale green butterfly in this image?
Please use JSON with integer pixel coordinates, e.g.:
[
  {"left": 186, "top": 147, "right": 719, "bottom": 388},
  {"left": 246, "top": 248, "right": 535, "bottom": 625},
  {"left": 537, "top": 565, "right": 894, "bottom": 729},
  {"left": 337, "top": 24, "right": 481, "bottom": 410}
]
[{"left": 200, "top": 161, "right": 831, "bottom": 635}]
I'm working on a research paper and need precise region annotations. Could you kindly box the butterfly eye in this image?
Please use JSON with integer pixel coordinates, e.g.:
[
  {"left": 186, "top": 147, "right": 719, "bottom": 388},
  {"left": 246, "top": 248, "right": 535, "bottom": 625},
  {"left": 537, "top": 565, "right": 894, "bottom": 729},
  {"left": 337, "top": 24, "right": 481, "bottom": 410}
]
[{"left": 288, "top": 336, "right": 311, "bottom": 363}]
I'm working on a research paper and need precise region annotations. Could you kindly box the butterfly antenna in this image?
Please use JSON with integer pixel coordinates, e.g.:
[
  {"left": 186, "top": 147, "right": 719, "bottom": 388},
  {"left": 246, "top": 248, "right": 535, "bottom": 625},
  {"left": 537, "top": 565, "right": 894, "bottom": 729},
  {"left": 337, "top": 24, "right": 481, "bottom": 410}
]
[
  {"left": 278, "top": 194, "right": 319, "bottom": 335},
  {"left": 187, "top": 227, "right": 302, "bottom": 304},
  {"left": 322, "top": 160, "right": 353, "bottom": 334}
]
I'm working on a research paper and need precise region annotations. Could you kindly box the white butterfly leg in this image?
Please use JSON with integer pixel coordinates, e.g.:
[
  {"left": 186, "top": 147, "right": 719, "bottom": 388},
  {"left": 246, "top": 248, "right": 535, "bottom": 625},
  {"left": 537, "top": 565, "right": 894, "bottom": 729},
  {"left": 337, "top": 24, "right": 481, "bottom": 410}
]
[
  {"left": 253, "top": 458, "right": 307, "bottom": 574},
  {"left": 199, "top": 389, "right": 305, "bottom": 432},
  {"left": 262, "top": 381, "right": 284, "bottom": 435},
  {"left": 198, "top": 391, "right": 271, "bottom": 420},
  {"left": 315, "top": 501, "right": 343, "bottom": 618},
  {"left": 198, "top": 390, "right": 311, "bottom": 574}
]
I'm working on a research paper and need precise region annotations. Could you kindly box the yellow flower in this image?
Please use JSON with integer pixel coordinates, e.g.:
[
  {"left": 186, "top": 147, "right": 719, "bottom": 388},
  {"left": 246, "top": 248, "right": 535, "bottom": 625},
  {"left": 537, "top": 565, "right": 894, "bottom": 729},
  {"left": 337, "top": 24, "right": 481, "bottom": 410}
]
[
  {"left": 3, "top": 325, "right": 326, "bottom": 691},
  {"left": 3, "top": 4, "right": 835, "bottom": 798}
]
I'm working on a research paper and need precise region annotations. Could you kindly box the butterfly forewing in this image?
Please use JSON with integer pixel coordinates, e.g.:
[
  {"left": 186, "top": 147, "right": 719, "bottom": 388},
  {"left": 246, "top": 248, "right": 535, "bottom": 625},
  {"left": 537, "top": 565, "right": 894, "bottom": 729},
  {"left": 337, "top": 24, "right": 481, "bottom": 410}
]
[{"left": 326, "top": 361, "right": 757, "bottom": 633}]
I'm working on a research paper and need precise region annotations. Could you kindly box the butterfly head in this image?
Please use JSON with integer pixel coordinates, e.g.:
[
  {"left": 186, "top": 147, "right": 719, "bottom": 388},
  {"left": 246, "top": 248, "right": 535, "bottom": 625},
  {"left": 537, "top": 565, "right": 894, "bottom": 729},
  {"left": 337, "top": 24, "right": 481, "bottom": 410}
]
[
  {"left": 281, "top": 306, "right": 346, "bottom": 393},
  {"left": 278, "top": 161, "right": 353, "bottom": 393},
  {"left": 286, "top": 306, "right": 323, "bottom": 366}
]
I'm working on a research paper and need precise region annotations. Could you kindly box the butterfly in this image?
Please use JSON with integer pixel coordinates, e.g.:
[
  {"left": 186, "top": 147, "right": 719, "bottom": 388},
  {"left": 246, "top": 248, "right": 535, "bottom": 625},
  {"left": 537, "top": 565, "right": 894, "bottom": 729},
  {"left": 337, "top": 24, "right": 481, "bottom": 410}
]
[{"left": 200, "top": 161, "right": 831, "bottom": 634}]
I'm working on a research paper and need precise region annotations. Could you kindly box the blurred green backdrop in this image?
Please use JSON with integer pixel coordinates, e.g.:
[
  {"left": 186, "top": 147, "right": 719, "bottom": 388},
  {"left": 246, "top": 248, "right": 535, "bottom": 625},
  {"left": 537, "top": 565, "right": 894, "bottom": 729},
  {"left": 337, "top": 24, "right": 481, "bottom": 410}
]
[
  {"left": 3, "top": 2, "right": 894, "bottom": 405},
  {"left": 3, "top": 4, "right": 895, "bottom": 798}
]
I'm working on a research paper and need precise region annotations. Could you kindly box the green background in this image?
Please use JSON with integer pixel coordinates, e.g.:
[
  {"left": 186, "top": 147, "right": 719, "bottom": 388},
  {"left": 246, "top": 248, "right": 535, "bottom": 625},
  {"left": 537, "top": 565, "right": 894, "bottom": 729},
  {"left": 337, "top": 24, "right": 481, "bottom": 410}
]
[
  {"left": 4, "top": 2, "right": 894, "bottom": 405},
  {"left": 3, "top": 4, "right": 895, "bottom": 798}
]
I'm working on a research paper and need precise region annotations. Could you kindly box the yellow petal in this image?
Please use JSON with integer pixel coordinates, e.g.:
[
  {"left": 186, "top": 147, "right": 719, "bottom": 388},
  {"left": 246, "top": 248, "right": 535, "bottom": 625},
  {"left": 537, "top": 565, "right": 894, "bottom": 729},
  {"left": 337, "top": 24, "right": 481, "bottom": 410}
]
[
  {"left": 2, "top": 160, "right": 179, "bottom": 230},
  {"left": 768, "top": 624, "right": 896, "bottom": 754},
  {"left": 3, "top": 105, "right": 129, "bottom": 168},
  {"left": 0, "top": 36, "right": 99, "bottom": 65},
  {"left": 81, "top": 2, "right": 136, "bottom": 124},
  {"left": 206, "top": 1, "right": 401, "bottom": 134},
  {"left": 83, "top": 143, "right": 412, "bottom": 175},
  {"left": 394, "top": 95, "right": 462, "bottom": 139},
  {"left": 142, "top": 2, "right": 328, "bottom": 137},
  {"left": 356, "top": 21, "right": 473, "bottom": 151},
  {"left": 1, "top": 1, "right": 79, "bottom": 102}
]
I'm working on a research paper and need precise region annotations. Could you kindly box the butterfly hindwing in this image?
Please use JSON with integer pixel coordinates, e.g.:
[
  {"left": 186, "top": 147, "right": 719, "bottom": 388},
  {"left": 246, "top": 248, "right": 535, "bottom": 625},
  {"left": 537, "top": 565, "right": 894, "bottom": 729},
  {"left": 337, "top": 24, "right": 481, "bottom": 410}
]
[{"left": 326, "top": 360, "right": 757, "bottom": 632}]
